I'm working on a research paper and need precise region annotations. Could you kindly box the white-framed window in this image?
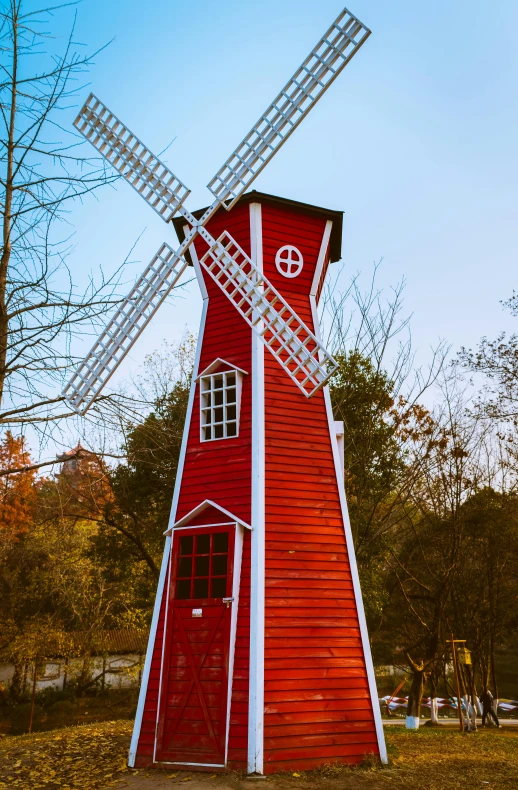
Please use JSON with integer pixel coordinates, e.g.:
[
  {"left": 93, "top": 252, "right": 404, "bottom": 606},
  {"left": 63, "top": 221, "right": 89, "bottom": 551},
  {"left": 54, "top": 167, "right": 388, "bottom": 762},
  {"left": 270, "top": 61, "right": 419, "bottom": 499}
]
[{"left": 200, "top": 369, "right": 241, "bottom": 441}]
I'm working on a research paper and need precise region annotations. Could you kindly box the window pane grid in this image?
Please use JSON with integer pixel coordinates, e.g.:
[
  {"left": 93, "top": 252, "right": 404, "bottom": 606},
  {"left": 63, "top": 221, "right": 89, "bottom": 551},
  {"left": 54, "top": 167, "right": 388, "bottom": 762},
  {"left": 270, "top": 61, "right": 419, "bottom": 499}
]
[
  {"left": 175, "top": 532, "right": 229, "bottom": 600},
  {"left": 200, "top": 370, "right": 239, "bottom": 441}
]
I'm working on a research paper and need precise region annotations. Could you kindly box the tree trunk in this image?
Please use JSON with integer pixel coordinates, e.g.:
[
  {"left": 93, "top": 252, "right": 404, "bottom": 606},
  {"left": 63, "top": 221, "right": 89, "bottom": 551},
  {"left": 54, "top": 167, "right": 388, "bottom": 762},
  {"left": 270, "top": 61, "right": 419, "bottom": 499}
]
[
  {"left": 28, "top": 656, "right": 38, "bottom": 734},
  {"left": 77, "top": 654, "right": 92, "bottom": 695},
  {"left": 428, "top": 666, "right": 440, "bottom": 725},
  {"left": 0, "top": 8, "right": 18, "bottom": 406},
  {"left": 22, "top": 662, "right": 28, "bottom": 695},
  {"left": 406, "top": 664, "right": 425, "bottom": 729},
  {"left": 490, "top": 637, "right": 499, "bottom": 715},
  {"left": 9, "top": 662, "right": 23, "bottom": 701}
]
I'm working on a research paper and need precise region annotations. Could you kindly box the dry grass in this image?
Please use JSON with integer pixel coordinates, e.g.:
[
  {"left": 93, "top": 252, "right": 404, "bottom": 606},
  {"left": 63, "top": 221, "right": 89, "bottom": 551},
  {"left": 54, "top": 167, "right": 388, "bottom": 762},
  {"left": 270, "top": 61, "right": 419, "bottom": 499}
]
[
  {"left": 0, "top": 721, "right": 517, "bottom": 790},
  {"left": 378, "top": 725, "right": 518, "bottom": 789}
]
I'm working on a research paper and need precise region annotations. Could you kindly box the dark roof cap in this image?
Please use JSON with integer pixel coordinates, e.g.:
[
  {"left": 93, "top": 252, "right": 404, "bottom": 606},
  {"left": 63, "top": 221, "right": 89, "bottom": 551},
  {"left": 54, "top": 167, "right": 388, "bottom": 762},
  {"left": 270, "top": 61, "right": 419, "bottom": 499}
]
[{"left": 172, "top": 190, "right": 343, "bottom": 265}]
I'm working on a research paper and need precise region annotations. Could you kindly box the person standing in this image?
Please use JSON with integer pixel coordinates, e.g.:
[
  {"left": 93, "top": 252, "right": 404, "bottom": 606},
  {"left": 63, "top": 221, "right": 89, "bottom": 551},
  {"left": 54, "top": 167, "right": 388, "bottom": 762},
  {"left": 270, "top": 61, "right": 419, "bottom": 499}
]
[{"left": 480, "top": 688, "right": 501, "bottom": 728}]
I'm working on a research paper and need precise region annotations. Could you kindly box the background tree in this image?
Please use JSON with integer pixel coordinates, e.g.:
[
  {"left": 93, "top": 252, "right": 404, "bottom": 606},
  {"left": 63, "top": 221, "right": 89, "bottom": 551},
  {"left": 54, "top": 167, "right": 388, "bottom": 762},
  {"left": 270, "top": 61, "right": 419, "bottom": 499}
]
[{"left": 0, "top": 430, "right": 36, "bottom": 541}]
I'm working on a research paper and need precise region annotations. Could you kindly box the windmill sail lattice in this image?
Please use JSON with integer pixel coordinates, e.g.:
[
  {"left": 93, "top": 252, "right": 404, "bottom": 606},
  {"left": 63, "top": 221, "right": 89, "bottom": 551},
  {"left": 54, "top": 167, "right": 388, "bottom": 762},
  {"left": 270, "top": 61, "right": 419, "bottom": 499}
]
[
  {"left": 74, "top": 94, "right": 191, "bottom": 222},
  {"left": 64, "top": 5, "right": 369, "bottom": 413},
  {"left": 63, "top": 243, "right": 188, "bottom": 413},
  {"left": 198, "top": 230, "right": 335, "bottom": 397},
  {"left": 207, "top": 8, "right": 370, "bottom": 208}
]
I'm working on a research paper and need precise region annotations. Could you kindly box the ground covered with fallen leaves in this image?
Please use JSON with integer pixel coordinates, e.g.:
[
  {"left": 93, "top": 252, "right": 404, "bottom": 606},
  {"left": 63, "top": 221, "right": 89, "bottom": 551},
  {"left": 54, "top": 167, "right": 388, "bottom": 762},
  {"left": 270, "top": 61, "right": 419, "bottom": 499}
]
[
  {"left": 0, "top": 721, "right": 517, "bottom": 790},
  {"left": 0, "top": 720, "right": 131, "bottom": 789}
]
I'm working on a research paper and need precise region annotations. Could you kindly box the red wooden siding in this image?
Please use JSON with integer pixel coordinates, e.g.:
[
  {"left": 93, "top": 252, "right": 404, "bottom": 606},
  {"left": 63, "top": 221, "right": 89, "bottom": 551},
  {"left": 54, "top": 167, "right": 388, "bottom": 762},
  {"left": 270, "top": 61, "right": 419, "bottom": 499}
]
[
  {"left": 261, "top": 204, "right": 379, "bottom": 772},
  {"left": 185, "top": 505, "right": 242, "bottom": 528}
]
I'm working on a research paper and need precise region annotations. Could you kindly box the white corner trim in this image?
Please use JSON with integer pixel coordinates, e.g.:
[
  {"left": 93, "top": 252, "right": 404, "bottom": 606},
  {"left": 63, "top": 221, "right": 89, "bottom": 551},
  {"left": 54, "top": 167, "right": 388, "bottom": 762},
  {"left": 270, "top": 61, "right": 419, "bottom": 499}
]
[
  {"left": 165, "top": 499, "right": 252, "bottom": 535},
  {"left": 173, "top": 520, "right": 237, "bottom": 532},
  {"left": 248, "top": 202, "right": 265, "bottom": 775},
  {"left": 225, "top": 523, "right": 244, "bottom": 764},
  {"left": 149, "top": 296, "right": 209, "bottom": 763},
  {"left": 185, "top": 223, "right": 208, "bottom": 300},
  {"left": 310, "top": 220, "right": 333, "bottom": 298},
  {"left": 165, "top": 300, "right": 208, "bottom": 532},
  {"left": 154, "top": 551, "right": 172, "bottom": 763},
  {"left": 128, "top": 535, "right": 171, "bottom": 767},
  {"left": 334, "top": 420, "right": 345, "bottom": 483},
  {"left": 309, "top": 296, "right": 388, "bottom": 765}
]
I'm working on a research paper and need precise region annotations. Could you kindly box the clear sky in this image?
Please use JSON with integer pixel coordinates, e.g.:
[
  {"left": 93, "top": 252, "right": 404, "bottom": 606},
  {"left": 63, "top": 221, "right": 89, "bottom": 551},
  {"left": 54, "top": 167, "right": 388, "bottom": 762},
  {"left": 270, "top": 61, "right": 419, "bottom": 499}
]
[{"left": 52, "top": 0, "right": 518, "bottom": 387}]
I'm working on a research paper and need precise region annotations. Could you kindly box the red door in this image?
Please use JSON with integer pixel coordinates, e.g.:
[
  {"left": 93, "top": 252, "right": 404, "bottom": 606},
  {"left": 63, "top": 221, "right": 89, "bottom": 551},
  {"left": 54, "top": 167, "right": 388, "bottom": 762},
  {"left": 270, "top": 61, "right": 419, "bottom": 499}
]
[{"left": 156, "top": 527, "right": 234, "bottom": 766}]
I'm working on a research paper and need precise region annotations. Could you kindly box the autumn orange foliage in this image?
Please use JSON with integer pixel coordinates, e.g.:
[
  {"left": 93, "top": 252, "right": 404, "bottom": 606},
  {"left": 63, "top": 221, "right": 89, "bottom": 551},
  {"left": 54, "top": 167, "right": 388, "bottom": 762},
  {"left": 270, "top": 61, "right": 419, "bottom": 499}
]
[{"left": 0, "top": 432, "right": 37, "bottom": 541}]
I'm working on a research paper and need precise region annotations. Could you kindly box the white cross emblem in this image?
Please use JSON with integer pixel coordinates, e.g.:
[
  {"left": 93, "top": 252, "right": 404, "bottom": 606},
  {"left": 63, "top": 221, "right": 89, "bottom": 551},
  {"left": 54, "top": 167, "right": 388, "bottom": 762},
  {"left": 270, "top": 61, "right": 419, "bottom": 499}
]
[{"left": 275, "top": 245, "right": 304, "bottom": 279}]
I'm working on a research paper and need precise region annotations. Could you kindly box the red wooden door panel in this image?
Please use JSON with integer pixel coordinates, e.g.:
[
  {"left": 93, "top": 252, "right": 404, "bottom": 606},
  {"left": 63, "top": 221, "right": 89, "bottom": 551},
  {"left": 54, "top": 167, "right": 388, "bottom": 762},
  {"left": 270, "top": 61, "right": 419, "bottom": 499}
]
[{"left": 156, "top": 527, "right": 234, "bottom": 766}]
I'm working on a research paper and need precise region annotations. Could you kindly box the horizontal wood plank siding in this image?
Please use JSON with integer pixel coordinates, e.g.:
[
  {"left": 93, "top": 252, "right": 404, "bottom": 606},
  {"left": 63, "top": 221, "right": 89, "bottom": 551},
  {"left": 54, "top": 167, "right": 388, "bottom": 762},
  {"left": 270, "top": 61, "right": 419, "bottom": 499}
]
[{"left": 261, "top": 204, "right": 378, "bottom": 773}]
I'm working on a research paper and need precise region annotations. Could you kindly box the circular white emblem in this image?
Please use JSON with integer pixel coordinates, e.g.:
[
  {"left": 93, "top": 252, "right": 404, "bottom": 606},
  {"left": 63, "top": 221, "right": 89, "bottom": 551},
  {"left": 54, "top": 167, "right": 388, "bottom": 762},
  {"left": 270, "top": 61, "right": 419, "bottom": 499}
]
[{"left": 275, "top": 245, "right": 304, "bottom": 279}]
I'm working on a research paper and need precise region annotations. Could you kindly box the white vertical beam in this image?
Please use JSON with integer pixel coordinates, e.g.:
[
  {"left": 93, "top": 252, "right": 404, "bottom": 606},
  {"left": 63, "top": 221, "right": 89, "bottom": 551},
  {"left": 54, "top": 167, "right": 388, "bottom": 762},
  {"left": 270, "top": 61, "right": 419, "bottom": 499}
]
[
  {"left": 128, "top": 535, "right": 171, "bottom": 767},
  {"left": 151, "top": 272, "right": 209, "bottom": 761},
  {"left": 248, "top": 202, "right": 265, "bottom": 774},
  {"left": 310, "top": 219, "right": 333, "bottom": 298},
  {"left": 334, "top": 420, "right": 345, "bottom": 483},
  {"left": 309, "top": 294, "right": 388, "bottom": 765},
  {"left": 225, "top": 524, "right": 244, "bottom": 764},
  {"left": 166, "top": 264, "right": 209, "bottom": 531}
]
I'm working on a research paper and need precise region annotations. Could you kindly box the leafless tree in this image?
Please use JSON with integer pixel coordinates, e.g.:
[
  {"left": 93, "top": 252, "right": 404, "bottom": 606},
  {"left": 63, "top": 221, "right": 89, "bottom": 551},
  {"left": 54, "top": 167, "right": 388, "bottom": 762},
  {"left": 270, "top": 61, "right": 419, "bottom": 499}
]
[
  {"left": 322, "top": 259, "right": 448, "bottom": 406},
  {"left": 0, "top": 0, "right": 124, "bottom": 456},
  {"left": 320, "top": 261, "right": 449, "bottom": 562}
]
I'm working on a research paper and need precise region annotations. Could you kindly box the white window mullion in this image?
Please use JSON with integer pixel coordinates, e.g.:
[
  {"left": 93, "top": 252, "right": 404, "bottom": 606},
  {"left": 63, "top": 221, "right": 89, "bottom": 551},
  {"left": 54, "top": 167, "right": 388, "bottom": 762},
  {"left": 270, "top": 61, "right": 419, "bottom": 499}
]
[{"left": 200, "top": 368, "right": 242, "bottom": 442}]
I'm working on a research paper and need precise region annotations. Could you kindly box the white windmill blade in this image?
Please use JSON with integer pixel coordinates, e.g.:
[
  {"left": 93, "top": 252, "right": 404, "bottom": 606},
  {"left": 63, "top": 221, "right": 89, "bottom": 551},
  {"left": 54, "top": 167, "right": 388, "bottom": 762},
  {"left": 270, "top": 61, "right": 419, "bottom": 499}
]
[
  {"left": 63, "top": 241, "right": 191, "bottom": 414},
  {"left": 74, "top": 94, "right": 191, "bottom": 223},
  {"left": 207, "top": 7, "right": 370, "bottom": 208},
  {"left": 197, "top": 227, "right": 337, "bottom": 397}
]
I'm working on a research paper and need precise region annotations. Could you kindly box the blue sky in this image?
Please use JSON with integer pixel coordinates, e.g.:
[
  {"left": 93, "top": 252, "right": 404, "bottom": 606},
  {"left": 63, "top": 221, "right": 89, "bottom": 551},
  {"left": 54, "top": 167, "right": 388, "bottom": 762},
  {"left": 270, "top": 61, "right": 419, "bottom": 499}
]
[{"left": 52, "top": 0, "right": 518, "bottom": 385}]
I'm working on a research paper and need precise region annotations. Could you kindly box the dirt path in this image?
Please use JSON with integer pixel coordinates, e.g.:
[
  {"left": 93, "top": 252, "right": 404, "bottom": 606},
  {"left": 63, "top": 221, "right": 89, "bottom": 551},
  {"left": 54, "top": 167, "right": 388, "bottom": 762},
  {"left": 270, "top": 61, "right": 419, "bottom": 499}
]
[{"left": 116, "top": 769, "right": 404, "bottom": 790}]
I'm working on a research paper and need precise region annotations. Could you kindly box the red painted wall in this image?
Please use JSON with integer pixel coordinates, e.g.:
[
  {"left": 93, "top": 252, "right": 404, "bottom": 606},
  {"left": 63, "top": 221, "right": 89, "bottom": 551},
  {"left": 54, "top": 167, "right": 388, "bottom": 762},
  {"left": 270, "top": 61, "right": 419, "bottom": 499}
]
[
  {"left": 134, "top": 196, "right": 379, "bottom": 772},
  {"left": 261, "top": 204, "right": 379, "bottom": 772},
  {"left": 135, "top": 202, "right": 253, "bottom": 768}
]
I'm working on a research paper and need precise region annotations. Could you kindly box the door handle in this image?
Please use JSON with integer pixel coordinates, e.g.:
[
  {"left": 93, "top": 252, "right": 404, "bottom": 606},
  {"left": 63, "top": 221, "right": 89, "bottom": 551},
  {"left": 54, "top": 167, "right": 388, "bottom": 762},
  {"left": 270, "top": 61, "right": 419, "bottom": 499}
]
[{"left": 222, "top": 597, "right": 234, "bottom": 608}]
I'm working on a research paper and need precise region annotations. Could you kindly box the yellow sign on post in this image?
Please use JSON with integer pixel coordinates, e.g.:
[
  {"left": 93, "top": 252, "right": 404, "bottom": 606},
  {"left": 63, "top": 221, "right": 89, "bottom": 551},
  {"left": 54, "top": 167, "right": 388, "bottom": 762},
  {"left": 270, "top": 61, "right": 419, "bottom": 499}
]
[{"left": 457, "top": 646, "right": 472, "bottom": 665}]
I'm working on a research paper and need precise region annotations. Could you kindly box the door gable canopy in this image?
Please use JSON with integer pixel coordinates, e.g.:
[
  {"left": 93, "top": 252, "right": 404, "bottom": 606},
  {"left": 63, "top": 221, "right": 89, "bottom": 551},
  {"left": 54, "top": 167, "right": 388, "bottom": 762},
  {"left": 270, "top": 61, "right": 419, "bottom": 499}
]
[
  {"left": 165, "top": 499, "right": 252, "bottom": 535},
  {"left": 196, "top": 358, "right": 249, "bottom": 380}
]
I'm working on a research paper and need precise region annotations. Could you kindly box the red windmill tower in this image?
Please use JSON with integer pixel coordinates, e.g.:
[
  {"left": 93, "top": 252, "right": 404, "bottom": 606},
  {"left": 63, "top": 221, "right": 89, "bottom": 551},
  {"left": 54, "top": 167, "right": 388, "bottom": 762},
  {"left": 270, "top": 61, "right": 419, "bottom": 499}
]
[{"left": 64, "top": 6, "right": 387, "bottom": 774}]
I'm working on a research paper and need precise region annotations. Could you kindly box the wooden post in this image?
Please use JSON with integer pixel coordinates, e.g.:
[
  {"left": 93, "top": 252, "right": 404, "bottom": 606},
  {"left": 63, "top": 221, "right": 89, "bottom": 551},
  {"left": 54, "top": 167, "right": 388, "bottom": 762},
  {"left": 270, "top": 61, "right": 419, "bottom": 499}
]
[
  {"left": 386, "top": 679, "right": 405, "bottom": 717},
  {"left": 28, "top": 655, "right": 38, "bottom": 734},
  {"left": 451, "top": 636, "right": 464, "bottom": 732}
]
